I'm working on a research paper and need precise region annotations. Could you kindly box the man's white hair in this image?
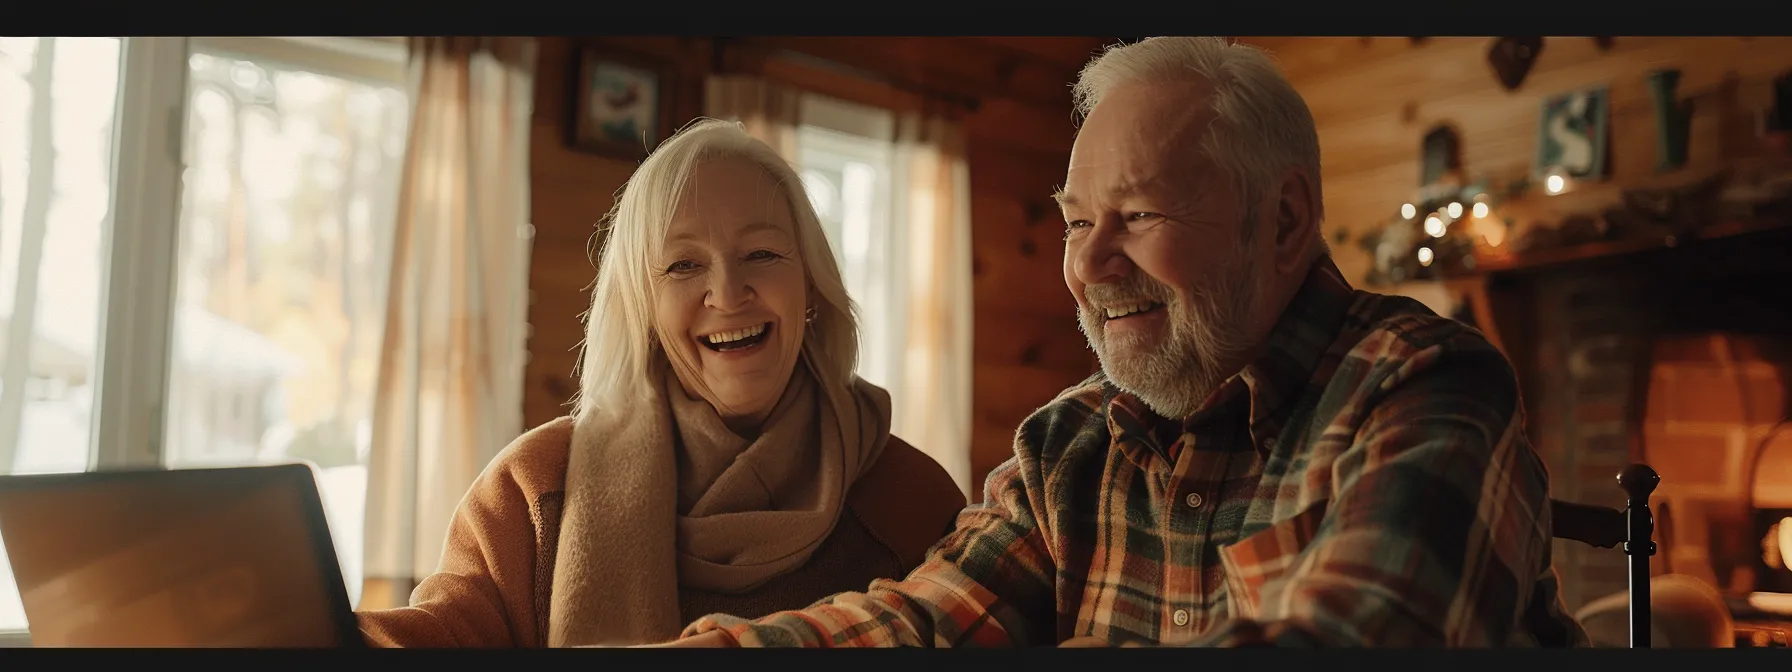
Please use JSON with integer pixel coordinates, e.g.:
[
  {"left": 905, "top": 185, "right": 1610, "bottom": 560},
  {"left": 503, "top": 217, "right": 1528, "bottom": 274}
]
[
  {"left": 573, "top": 118, "right": 859, "bottom": 418},
  {"left": 1072, "top": 37, "right": 1324, "bottom": 233}
]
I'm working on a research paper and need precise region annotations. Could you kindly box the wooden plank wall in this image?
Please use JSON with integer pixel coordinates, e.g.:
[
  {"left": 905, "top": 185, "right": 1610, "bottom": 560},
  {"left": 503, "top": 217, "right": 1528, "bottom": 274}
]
[
  {"left": 1239, "top": 36, "right": 1792, "bottom": 287},
  {"left": 524, "top": 37, "right": 1112, "bottom": 496}
]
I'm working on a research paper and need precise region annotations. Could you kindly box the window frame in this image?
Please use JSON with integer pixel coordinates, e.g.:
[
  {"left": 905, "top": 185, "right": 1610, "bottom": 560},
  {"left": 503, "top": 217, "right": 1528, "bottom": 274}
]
[
  {"left": 89, "top": 36, "right": 407, "bottom": 474},
  {"left": 0, "top": 35, "right": 409, "bottom": 644}
]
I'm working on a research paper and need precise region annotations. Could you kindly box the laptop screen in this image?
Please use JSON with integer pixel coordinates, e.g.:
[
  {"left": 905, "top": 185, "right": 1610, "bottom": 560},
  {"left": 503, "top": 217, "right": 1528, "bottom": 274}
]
[{"left": 0, "top": 465, "right": 358, "bottom": 647}]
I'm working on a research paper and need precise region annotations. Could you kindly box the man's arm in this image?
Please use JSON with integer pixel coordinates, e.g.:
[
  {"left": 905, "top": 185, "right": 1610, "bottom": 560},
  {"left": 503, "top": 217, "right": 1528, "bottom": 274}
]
[
  {"left": 677, "top": 452, "right": 1060, "bottom": 647},
  {"left": 1195, "top": 336, "right": 1556, "bottom": 647}
]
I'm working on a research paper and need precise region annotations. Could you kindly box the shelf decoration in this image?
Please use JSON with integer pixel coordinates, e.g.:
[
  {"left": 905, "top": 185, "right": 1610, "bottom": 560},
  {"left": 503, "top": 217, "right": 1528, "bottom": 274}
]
[
  {"left": 1359, "top": 122, "right": 1516, "bottom": 286},
  {"left": 1360, "top": 178, "right": 1514, "bottom": 286},
  {"left": 1648, "top": 69, "right": 1694, "bottom": 173}
]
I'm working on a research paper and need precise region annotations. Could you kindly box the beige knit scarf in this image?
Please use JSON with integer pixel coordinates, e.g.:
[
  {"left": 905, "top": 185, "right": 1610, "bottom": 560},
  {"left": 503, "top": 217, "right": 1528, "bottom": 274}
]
[{"left": 545, "top": 350, "right": 891, "bottom": 647}]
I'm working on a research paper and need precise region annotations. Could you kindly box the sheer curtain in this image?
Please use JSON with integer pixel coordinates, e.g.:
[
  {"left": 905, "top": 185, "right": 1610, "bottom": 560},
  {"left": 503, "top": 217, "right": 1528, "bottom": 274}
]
[
  {"left": 358, "top": 37, "right": 537, "bottom": 609},
  {"left": 706, "top": 73, "right": 974, "bottom": 497},
  {"left": 889, "top": 111, "right": 973, "bottom": 496}
]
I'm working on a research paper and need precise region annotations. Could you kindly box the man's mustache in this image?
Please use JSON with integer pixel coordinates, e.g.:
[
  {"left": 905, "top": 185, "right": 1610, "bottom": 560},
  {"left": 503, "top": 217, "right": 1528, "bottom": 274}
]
[{"left": 1083, "top": 274, "right": 1174, "bottom": 314}]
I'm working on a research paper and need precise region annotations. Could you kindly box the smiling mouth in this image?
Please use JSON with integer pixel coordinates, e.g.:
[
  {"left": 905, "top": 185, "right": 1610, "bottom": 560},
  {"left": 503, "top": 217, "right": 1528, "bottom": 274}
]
[
  {"left": 1102, "top": 301, "right": 1164, "bottom": 321},
  {"left": 700, "top": 322, "right": 774, "bottom": 352}
]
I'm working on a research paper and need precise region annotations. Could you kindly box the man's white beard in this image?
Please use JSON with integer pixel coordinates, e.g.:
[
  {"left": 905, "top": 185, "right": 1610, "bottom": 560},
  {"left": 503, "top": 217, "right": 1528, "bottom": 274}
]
[{"left": 1080, "top": 239, "right": 1263, "bottom": 420}]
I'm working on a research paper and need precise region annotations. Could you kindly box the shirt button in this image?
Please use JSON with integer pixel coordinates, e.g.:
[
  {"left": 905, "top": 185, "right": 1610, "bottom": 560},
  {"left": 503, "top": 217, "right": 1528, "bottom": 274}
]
[
  {"left": 1172, "top": 609, "right": 1191, "bottom": 627},
  {"left": 1184, "top": 492, "right": 1203, "bottom": 508}
]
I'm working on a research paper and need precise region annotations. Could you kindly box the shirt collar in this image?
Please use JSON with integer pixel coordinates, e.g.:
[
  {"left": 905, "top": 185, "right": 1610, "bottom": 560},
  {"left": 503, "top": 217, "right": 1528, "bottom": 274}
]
[
  {"left": 1104, "top": 255, "right": 1355, "bottom": 456},
  {"left": 1236, "top": 254, "right": 1354, "bottom": 449}
]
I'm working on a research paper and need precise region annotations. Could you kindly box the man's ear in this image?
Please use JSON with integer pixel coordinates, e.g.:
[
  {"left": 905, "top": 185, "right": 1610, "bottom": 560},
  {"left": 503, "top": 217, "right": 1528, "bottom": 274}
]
[{"left": 1271, "top": 167, "right": 1319, "bottom": 275}]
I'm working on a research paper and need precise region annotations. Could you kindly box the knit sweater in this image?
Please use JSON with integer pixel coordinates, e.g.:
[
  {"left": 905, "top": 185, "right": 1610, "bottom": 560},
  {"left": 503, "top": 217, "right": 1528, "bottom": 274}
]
[{"left": 355, "top": 417, "right": 966, "bottom": 647}]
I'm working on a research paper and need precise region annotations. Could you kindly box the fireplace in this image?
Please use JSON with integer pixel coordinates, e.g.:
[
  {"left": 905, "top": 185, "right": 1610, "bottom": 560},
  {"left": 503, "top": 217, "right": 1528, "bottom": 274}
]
[
  {"left": 1445, "top": 222, "right": 1792, "bottom": 616},
  {"left": 1643, "top": 333, "right": 1792, "bottom": 595}
]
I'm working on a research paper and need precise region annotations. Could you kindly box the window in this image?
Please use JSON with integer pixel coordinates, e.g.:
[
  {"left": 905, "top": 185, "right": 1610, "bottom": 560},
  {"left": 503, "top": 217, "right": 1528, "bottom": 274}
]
[
  {"left": 793, "top": 95, "right": 904, "bottom": 390},
  {"left": 161, "top": 42, "right": 408, "bottom": 610},
  {"left": 0, "top": 36, "right": 124, "bottom": 635},
  {"left": 0, "top": 37, "right": 409, "bottom": 638}
]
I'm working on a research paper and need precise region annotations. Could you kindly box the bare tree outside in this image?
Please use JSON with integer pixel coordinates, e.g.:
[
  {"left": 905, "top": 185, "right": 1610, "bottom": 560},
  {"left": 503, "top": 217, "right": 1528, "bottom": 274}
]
[
  {"left": 0, "top": 35, "right": 125, "bottom": 632},
  {"left": 0, "top": 39, "right": 56, "bottom": 473}
]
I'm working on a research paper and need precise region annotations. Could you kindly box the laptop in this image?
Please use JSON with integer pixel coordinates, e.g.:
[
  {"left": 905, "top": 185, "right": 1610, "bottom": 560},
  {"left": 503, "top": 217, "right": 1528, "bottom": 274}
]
[{"left": 0, "top": 463, "right": 364, "bottom": 647}]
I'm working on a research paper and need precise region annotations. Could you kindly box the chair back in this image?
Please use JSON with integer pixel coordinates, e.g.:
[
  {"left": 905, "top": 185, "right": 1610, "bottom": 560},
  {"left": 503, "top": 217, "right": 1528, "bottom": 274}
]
[{"left": 1548, "top": 463, "right": 1660, "bottom": 648}]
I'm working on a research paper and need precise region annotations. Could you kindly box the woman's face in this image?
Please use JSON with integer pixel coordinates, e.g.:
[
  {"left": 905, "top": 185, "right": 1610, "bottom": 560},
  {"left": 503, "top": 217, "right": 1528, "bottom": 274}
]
[{"left": 654, "top": 157, "right": 809, "bottom": 428}]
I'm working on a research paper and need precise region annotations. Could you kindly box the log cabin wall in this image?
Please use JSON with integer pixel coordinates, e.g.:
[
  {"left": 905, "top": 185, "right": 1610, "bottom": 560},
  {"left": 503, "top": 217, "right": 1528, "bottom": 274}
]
[
  {"left": 524, "top": 37, "right": 1112, "bottom": 497},
  {"left": 1242, "top": 36, "right": 1792, "bottom": 287},
  {"left": 1244, "top": 36, "right": 1792, "bottom": 613}
]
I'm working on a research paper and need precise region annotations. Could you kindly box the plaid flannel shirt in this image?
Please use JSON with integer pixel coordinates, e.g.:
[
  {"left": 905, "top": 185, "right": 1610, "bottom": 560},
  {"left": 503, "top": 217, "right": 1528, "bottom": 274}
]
[{"left": 682, "top": 256, "right": 1587, "bottom": 648}]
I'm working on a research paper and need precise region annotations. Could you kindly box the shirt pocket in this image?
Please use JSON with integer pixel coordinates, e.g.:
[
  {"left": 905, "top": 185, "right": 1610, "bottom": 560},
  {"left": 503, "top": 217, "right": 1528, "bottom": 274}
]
[{"left": 1218, "top": 499, "right": 1329, "bottom": 618}]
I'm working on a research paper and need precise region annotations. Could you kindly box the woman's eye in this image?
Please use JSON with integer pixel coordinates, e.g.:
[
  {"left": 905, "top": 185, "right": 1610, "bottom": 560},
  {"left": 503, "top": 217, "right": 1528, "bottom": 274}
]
[
  {"left": 747, "top": 249, "right": 782, "bottom": 261},
  {"left": 665, "top": 260, "right": 698, "bottom": 274}
]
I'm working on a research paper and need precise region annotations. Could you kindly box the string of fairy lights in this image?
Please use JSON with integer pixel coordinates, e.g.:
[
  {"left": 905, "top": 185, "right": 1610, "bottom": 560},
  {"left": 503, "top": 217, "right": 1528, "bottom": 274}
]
[{"left": 1374, "top": 166, "right": 1577, "bottom": 282}]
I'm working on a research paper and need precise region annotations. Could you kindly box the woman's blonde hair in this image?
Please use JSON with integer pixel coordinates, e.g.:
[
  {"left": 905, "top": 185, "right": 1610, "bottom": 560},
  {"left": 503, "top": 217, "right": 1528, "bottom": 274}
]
[{"left": 573, "top": 118, "right": 859, "bottom": 418}]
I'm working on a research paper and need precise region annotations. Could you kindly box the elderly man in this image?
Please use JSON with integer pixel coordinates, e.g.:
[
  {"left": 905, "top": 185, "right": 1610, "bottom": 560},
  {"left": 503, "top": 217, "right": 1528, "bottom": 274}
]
[{"left": 664, "top": 36, "right": 1586, "bottom": 648}]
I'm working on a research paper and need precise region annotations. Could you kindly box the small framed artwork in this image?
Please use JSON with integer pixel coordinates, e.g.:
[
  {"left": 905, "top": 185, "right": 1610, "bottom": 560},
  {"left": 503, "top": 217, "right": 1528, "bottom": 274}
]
[
  {"left": 1534, "top": 86, "right": 1611, "bottom": 181},
  {"left": 569, "top": 44, "right": 675, "bottom": 159}
]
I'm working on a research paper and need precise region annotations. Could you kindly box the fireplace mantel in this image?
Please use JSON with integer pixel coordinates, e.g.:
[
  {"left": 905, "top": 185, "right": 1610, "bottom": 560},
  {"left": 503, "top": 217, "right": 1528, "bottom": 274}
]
[{"left": 1435, "top": 219, "right": 1792, "bottom": 362}]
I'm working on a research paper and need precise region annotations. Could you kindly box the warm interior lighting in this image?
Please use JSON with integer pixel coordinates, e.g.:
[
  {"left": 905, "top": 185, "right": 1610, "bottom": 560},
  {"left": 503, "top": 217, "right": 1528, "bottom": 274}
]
[
  {"left": 1446, "top": 202, "right": 1463, "bottom": 219},
  {"left": 1778, "top": 517, "right": 1792, "bottom": 571},
  {"left": 1471, "top": 215, "right": 1508, "bottom": 249},
  {"left": 1423, "top": 215, "right": 1446, "bottom": 238},
  {"left": 1749, "top": 591, "right": 1792, "bottom": 617},
  {"left": 1400, "top": 203, "right": 1417, "bottom": 219},
  {"left": 1545, "top": 174, "right": 1567, "bottom": 195},
  {"left": 1483, "top": 226, "right": 1506, "bottom": 247},
  {"left": 1472, "top": 202, "right": 1490, "bottom": 219},
  {"left": 1416, "top": 246, "right": 1434, "bottom": 266}
]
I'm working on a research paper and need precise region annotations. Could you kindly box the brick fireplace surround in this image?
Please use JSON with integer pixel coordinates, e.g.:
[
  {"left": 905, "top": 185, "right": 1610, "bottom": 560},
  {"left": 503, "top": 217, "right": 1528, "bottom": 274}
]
[{"left": 1463, "top": 226, "right": 1792, "bottom": 614}]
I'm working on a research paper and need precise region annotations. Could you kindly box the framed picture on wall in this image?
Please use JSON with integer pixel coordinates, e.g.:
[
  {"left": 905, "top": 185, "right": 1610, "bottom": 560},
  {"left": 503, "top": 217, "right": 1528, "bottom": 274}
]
[
  {"left": 569, "top": 44, "right": 675, "bottom": 159},
  {"left": 1534, "top": 86, "right": 1611, "bottom": 181}
]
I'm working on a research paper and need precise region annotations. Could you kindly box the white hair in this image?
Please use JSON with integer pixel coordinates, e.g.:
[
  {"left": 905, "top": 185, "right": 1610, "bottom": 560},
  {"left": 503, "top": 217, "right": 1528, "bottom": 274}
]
[
  {"left": 572, "top": 118, "right": 859, "bottom": 418},
  {"left": 1072, "top": 37, "right": 1324, "bottom": 234}
]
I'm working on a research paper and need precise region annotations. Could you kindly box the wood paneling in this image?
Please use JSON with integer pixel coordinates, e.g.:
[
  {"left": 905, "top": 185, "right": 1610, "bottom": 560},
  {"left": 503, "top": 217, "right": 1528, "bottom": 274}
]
[
  {"left": 1237, "top": 36, "right": 1792, "bottom": 287},
  {"left": 741, "top": 36, "right": 1091, "bottom": 114},
  {"left": 524, "top": 37, "right": 1108, "bottom": 497},
  {"left": 968, "top": 37, "right": 1113, "bottom": 71}
]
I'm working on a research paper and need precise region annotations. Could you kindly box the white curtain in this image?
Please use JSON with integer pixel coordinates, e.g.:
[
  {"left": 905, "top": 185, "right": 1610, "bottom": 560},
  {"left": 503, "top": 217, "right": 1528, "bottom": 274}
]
[
  {"left": 889, "top": 112, "right": 974, "bottom": 497},
  {"left": 359, "top": 36, "right": 537, "bottom": 609}
]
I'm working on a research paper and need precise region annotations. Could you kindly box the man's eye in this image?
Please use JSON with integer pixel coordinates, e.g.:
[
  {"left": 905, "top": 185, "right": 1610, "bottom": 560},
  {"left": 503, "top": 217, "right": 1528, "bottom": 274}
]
[{"left": 1128, "top": 212, "right": 1161, "bottom": 221}]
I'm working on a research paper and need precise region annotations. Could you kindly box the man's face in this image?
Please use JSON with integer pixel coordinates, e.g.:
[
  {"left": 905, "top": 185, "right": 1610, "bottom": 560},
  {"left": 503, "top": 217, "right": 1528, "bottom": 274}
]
[{"left": 1059, "top": 80, "right": 1273, "bottom": 419}]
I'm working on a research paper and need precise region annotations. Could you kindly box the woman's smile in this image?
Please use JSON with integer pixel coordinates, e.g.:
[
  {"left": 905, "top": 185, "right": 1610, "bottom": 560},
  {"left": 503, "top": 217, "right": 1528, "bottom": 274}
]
[{"left": 697, "top": 321, "right": 776, "bottom": 359}]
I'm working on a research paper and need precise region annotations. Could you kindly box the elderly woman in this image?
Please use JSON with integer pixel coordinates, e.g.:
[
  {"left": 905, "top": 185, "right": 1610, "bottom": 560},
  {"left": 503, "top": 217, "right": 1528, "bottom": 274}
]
[{"left": 355, "top": 119, "right": 966, "bottom": 647}]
